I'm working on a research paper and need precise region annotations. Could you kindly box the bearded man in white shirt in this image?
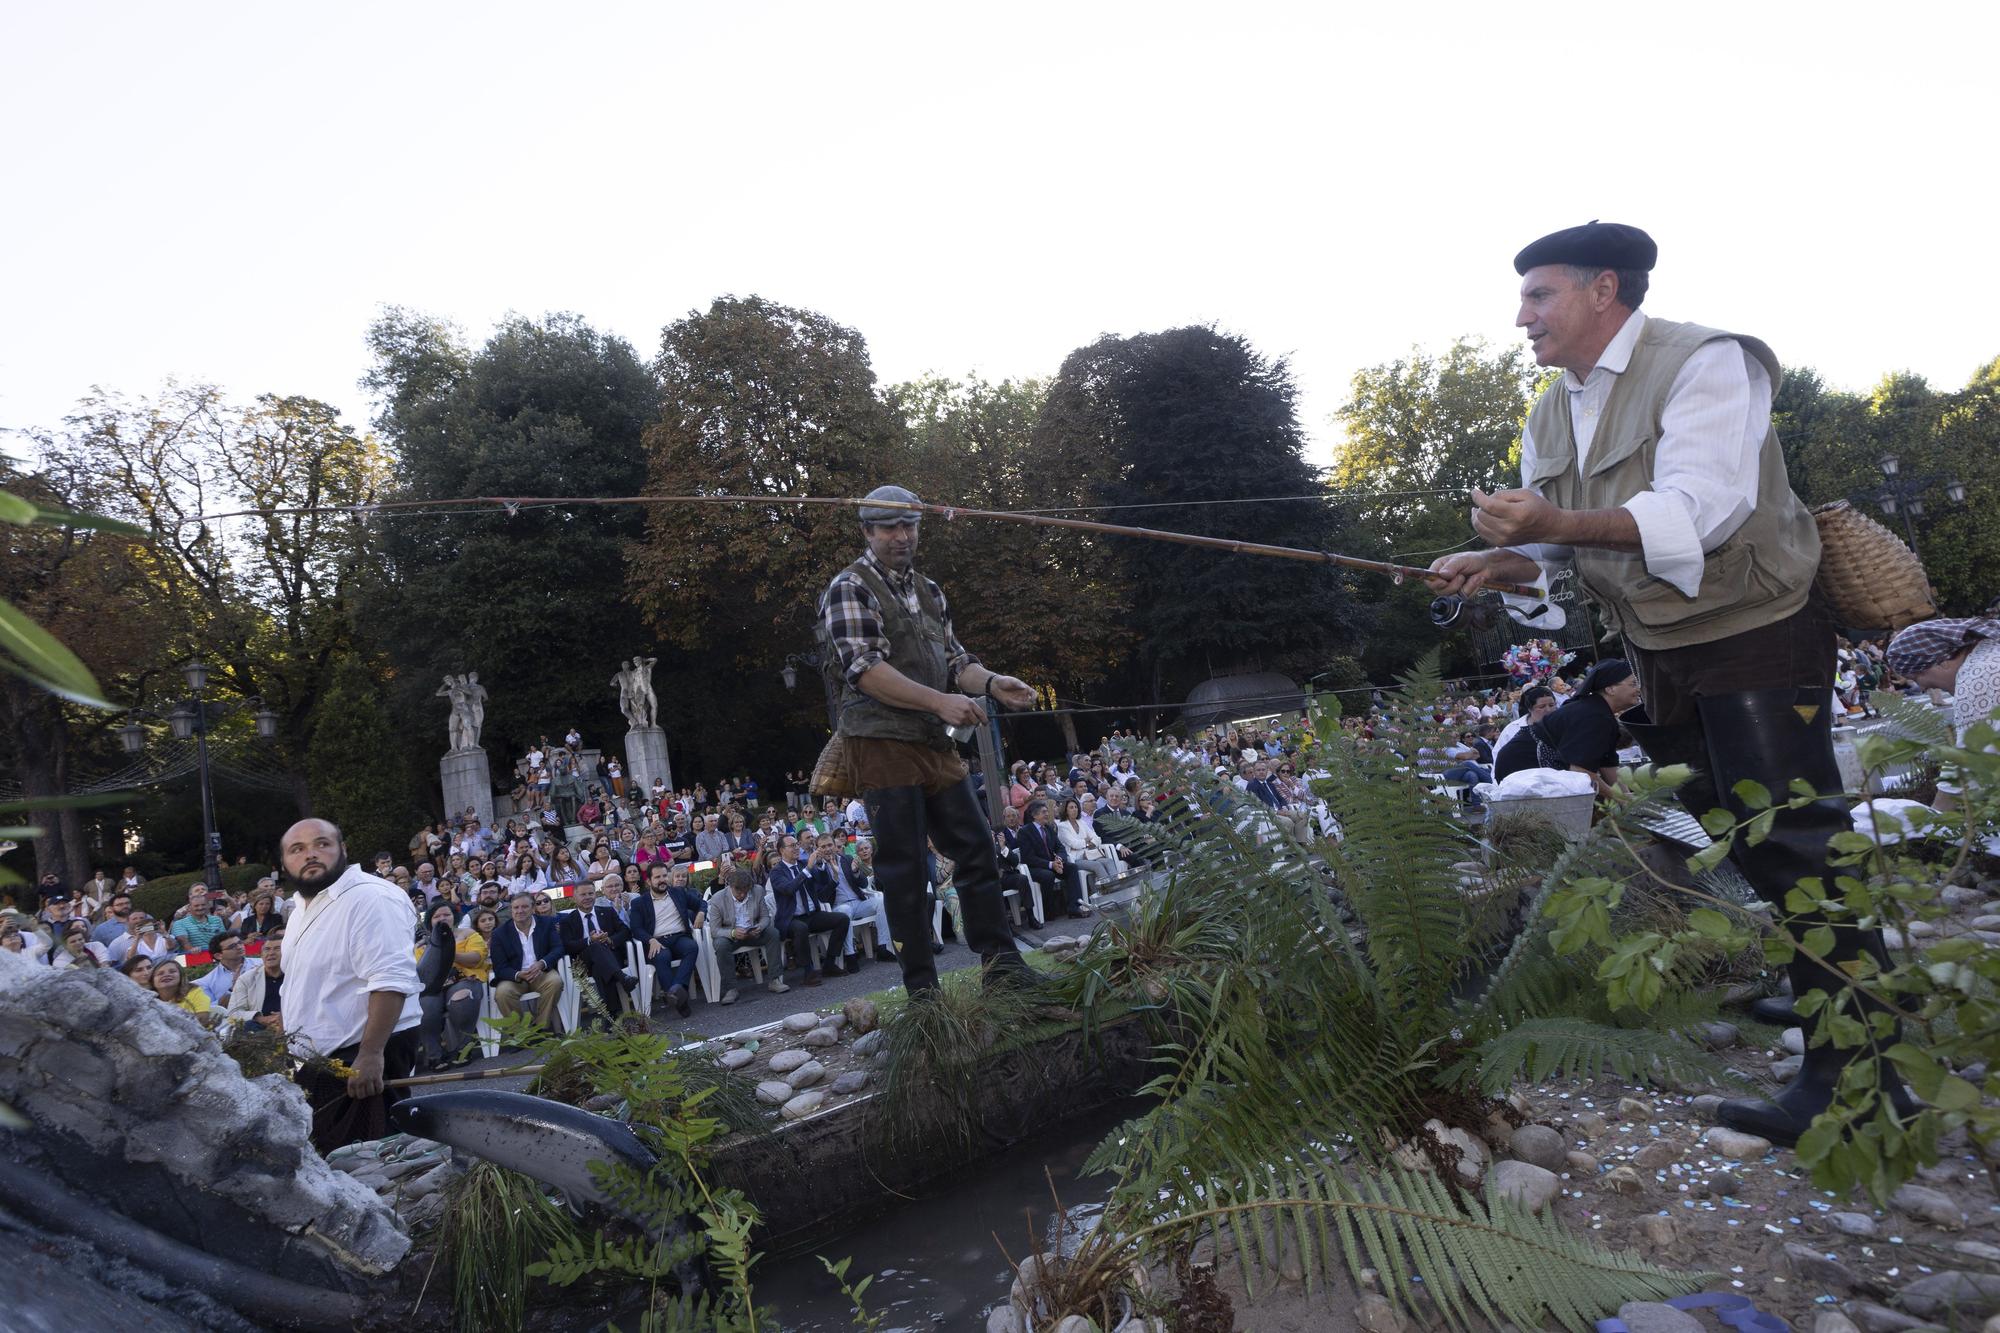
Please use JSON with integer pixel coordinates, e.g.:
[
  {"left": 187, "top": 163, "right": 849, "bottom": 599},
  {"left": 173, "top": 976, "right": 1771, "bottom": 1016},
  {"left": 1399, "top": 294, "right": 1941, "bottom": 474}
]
[
  {"left": 276, "top": 818, "right": 423, "bottom": 1153},
  {"left": 1427, "top": 220, "right": 1909, "bottom": 1147}
]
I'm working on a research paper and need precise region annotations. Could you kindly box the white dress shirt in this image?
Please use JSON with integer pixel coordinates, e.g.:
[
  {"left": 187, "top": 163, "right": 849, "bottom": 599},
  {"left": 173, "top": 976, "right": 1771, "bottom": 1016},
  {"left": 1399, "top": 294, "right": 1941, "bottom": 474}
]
[
  {"left": 281, "top": 864, "right": 421, "bottom": 1058},
  {"left": 1512, "top": 309, "right": 1769, "bottom": 600}
]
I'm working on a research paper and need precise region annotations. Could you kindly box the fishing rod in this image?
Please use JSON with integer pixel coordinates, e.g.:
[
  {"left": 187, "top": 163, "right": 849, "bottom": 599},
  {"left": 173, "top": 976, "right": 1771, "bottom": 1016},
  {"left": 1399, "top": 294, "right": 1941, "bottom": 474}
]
[{"left": 186, "top": 490, "right": 1543, "bottom": 599}]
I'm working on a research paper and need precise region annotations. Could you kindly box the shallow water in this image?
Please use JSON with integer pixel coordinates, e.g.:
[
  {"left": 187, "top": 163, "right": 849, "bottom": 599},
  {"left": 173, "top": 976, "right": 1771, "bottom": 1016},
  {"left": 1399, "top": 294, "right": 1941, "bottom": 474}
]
[{"left": 750, "top": 1098, "right": 1143, "bottom": 1331}]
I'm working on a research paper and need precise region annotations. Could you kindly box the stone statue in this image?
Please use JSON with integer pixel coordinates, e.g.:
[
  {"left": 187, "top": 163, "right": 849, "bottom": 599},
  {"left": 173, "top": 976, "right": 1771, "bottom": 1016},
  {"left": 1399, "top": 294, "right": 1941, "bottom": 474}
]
[
  {"left": 436, "top": 673, "right": 487, "bottom": 751},
  {"left": 612, "top": 656, "right": 658, "bottom": 730}
]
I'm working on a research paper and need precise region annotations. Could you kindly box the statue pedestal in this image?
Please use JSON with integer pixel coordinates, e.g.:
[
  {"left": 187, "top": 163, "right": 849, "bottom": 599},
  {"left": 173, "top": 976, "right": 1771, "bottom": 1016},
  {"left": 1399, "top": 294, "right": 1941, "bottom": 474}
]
[
  {"left": 624, "top": 726, "right": 671, "bottom": 799},
  {"left": 440, "top": 748, "right": 494, "bottom": 828}
]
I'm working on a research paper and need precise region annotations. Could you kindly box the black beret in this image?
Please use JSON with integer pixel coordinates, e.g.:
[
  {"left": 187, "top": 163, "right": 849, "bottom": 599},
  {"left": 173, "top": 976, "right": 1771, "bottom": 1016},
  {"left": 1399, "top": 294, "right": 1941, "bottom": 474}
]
[{"left": 1514, "top": 220, "right": 1657, "bottom": 276}]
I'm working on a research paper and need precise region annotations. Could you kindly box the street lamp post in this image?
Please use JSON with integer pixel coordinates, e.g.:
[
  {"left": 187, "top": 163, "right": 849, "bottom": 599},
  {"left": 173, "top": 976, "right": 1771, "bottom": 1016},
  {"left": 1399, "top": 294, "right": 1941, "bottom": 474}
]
[
  {"left": 780, "top": 653, "right": 840, "bottom": 732},
  {"left": 119, "top": 658, "right": 278, "bottom": 893},
  {"left": 1867, "top": 454, "right": 1967, "bottom": 565}
]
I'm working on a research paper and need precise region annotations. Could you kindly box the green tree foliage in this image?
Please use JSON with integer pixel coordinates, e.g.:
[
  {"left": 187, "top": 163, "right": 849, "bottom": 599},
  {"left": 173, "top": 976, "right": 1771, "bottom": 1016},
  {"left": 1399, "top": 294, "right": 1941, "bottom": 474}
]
[
  {"left": 363, "top": 310, "right": 658, "bottom": 758},
  {"left": 629, "top": 295, "right": 903, "bottom": 771},
  {"left": 0, "top": 456, "right": 156, "bottom": 885},
  {"left": 1776, "top": 363, "right": 2000, "bottom": 615},
  {"left": 891, "top": 373, "right": 1119, "bottom": 700},
  {"left": 1039, "top": 325, "right": 1365, "bottom": 704},
  {"left": 1331, "top": 338, "right": 1545, "bottom": 678},
  {"left": 306, "top": 655, "right": 418, "bottom": 863},
  {"left": 9, "top": 387, "right": 381, "bottom": 881}
]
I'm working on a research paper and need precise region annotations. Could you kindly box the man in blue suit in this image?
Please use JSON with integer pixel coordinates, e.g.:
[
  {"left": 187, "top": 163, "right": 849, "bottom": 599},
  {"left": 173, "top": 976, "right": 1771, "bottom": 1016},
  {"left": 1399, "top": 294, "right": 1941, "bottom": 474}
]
[
  {"left": 490, "top": 891, "right": 566, "bottom": 1031},
  {"left": 558, "top": 876, "right": 637, "bottom": 1023},
  {"left": 767, "top": 834, "right": 848, "bottom": 986},
  {"left": 628, "top": 863, "right": 709, "bottom": 1017}
]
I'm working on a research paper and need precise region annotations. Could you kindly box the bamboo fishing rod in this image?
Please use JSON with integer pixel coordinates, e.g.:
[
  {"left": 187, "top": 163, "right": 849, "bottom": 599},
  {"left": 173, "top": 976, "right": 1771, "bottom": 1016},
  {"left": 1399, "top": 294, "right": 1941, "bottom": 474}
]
[
  {"left": 386, "top": 1063, "right": 547, "bottom": 1090},
  {"left": 187, "top": 490, "right": 1541, "bottom": 598}
]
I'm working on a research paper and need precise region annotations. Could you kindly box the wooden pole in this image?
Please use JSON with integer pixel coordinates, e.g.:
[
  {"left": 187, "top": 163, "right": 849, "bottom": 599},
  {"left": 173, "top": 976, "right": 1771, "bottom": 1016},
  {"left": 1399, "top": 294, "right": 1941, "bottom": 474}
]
[
  {"left": 974, "top": 699, "right": 1006, "bottom": 826},
  {"left": 191, "top": 491, "right": 1541, "bottom": 598},
  {"left": 385, "top": 1063, "right": 546, "bottom": 1090}
]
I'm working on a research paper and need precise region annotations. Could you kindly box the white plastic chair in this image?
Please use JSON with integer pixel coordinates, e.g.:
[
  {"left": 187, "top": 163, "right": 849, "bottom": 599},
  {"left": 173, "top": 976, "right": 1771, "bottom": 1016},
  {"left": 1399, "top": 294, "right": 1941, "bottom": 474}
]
[
  {"left": 555, "top": 957, "right": 580, "bottom": 1033},
  {"left": 626, "top": 939, "right": 654, "bottom": 1016}
]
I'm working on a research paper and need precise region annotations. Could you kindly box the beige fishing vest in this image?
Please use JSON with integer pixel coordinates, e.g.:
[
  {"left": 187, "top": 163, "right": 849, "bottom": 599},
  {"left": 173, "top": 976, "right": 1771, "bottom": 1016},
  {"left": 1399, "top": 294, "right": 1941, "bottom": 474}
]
[{"left": 1524, "top": 317, "right": 1821, "bottom": 651}]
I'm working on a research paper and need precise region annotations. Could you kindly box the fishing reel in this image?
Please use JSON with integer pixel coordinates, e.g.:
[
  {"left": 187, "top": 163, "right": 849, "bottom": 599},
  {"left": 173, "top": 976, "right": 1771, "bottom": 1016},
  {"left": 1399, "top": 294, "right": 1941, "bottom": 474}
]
[{"left": 1429, "top": 594, "right": 1553, "bottom": 631}]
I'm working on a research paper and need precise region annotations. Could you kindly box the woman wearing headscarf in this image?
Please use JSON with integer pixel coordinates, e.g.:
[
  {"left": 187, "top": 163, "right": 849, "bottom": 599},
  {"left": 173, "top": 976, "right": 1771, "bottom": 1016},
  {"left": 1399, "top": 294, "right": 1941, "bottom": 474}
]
[
  {"left": 1493, "top": 659, "right": 1643, "bottom": 795},
  {"left": 1886, "top": 614, "right": 2000, "bottom": 811}
]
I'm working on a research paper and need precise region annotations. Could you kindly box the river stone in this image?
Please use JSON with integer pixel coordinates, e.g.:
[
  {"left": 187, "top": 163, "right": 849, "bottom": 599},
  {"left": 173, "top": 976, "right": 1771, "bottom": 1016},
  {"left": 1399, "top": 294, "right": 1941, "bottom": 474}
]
[
  {"left": 1890, "top": 1182, "right": 1966, "bottom": 1229},
  {"left": 843, "top": 997, "right": 880, "bottom": 1034},
  {"left": 1574, "top": 1110, "right": 1608, "bottom": 1139},
  {"left": 1690, "top": 1094, "right": 1726, "bottom": 1121},
  {"left": 1616, "top": 1097, "right": 1654, "bottom": 1122},
  {"left": 781, "top": 1089, "right": 827, "bottom": 1120},
  {"left": 1566, "top": 1151, "right": 1599, "bottom": 1173},
  {"left": 852, "top": 1029, "right": 885, "bottom": 1058},
  {"left": 1829, "top": 1212, "right": 1879, "bottom": 1238},
  {"left": 1639, "top": 1214, "right": 1678, "bottom": 1248},
  {"left": 831, "top": 1071, "right": 869, "bottom": 1095},
  {"left": 398, "top": 1159, "right": 460, "bottom": 1205},
  {"left": 718, "top": 1048, "right": 755, "bottom": 1071},
  {"left": 1051, "top": 1318, "right": 1095, "bottom": 1333},
  {"left": 768, "top": 1049, "right": 811, "bottom": 1073},
  {"left": 1617, "top": 1301, "right": 1704, "bottom": 1333},
  {"left": 755, "top": 1080, "right": 793, "bottom": 1105},
  {"left": 1508, "top": 1124, "right": 1566, "bottom": 1171},
  {"left": 783, "top": 1011, "right": 822, "bottom": 1032},
  {"left": 1354, "top": 1293, "right": 1410, "bottom": 1333},
  {"left": 1039, "top": 934, "right": 1078, "bottom": 952},
  {"left": 1633, "top": 1141, "right": 1678, "bottom": 1171},
  {"left": 1972, "top": 915, "right": 2000, "bottom": 930},
  {"left": 1425, "top": 1118, "right": 1486, "bottom": 1186},
  {"left": 786, "top": 1059, "right": 826, "bottom": 1089},
  {"left": 1986, "top": 1318, "right": 2000, "bottom": 1333},
  {"left": 1705, "top": 1127, "right": 1774, "bottom": 1160},
  {"left": 986, "top": 1306, "right": 1026, "bottom": 1333},
  {"left": 1942, "top": 886, "right": 1987, "bottom": 909},
  {"left": 1784, "top": 1242, "right": 1858, "bottom": 1292},
  {"left": 1491, "top": 1160, "right": 1559, "bottom": 1214},
  {"left": 1782, "top": 1026, "right": 1807, "bottom": 1055},
  {"left": 1699, "top": 1021, "right": 1741, "bottom": 1049},
  {"left": 1900, "top": 1271, "right": 2000, "bottom": 1318},
  {"left": 802, "top": 1026, "right": 840, "bottom": 1047},
  {"left": 1814, "top": 1314, "right": 1863, "bottom": 1333},
  {"left": 1603, "top": 1166, "right": 1644, "bottom": 1196},
  {"left": 1954, "top": 1241, "right": 2000, "bottom": 1263},
  {"left": 1844, "top": 1301, "right": 1932, "bottom": 1332},
  {"left": 1710, "top": 1170, "right": 1746, "bottom": 1195},
  {"left": 1772, "top": 1055, "right": 1805, "bottom": 1081}
]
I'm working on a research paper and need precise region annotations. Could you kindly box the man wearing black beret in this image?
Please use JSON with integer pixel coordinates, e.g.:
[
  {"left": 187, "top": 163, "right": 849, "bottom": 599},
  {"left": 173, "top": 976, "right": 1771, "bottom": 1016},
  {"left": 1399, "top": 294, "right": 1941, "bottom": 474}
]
[{"left": 1427, "top": 221, "right": 1912, "bottom": 1146}]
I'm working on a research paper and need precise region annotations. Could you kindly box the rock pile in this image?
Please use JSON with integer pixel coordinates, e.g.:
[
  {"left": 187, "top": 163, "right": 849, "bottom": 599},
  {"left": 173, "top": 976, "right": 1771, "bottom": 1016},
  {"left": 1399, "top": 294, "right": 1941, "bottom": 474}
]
[{"left": 0, "top": 947, "right": 408, "bottom": 1289}]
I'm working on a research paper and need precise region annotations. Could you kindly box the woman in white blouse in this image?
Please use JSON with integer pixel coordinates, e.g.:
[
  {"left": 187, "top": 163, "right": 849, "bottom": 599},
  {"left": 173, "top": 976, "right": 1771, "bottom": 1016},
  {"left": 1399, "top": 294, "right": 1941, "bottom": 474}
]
[{"left": 1055, "top": 797, "right": 1121, "bottom": 896}]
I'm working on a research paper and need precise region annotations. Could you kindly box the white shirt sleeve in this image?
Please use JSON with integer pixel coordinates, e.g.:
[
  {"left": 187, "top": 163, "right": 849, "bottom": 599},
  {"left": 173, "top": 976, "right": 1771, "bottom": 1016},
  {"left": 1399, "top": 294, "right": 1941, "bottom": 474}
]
[
  {"left": 354, "top": 892, "right": 423, "bottom": 997},
  {"left": 1622, "top": 340, "right": 1766, "bottom": 597}
]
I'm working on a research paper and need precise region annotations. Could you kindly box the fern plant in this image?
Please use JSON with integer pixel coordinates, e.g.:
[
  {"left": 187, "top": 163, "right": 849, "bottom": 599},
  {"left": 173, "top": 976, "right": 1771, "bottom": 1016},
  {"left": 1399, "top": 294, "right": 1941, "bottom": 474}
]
[{"left": 1036, "top": 652, "right": 1725, "bottom": 1330}]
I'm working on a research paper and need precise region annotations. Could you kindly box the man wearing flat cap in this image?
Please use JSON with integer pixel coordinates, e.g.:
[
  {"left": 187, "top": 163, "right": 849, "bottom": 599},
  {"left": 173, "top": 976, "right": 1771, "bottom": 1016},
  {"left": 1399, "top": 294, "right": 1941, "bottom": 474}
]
[
  {"left": 813, "top": 484, "right": 1043, "bottom": 998},
  {"left": 1429, "top": 221, "right": 1912, "bottom": 1145}
]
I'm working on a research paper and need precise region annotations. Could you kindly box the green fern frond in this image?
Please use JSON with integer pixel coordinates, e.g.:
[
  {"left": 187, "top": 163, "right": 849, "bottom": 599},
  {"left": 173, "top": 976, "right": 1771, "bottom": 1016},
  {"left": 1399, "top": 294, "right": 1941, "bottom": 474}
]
[
  {"left": 1448, "top": 1015, "right": 1723, "bottom": 1094},
  {"left": 1124, "top": 1165, "right": 1709, "bottom": 1332},
  {"left": 1870, "top": 689, "right": 1953, "bottom": 746}
]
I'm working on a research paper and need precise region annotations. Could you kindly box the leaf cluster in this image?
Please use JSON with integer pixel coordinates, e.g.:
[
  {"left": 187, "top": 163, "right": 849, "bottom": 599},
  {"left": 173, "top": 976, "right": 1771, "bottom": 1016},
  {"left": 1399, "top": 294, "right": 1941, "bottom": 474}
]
[{"left": 1032, "top": 653, "right": 1723, "bottom": 1328}]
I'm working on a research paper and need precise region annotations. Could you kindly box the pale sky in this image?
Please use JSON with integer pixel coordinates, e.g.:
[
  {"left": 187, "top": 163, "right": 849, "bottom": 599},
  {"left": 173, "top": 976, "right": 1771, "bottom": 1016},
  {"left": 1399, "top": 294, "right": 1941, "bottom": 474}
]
[{"left": 4, "top": 2, "right": 1993, "bottom": 467}]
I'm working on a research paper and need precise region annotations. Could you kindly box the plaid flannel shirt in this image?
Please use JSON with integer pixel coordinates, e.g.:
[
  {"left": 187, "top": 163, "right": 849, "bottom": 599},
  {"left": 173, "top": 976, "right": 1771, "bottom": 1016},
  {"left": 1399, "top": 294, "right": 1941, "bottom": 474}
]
[{"left": 819, "top": 549, "right": 977, "bottom": 688}]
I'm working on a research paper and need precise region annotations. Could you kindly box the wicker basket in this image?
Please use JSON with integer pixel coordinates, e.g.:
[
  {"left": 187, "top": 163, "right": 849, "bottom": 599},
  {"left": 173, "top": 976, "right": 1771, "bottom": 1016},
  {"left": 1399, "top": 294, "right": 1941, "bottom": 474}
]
[{"left": 1811, "top": 500, "right": 1936, "bottom": 631}]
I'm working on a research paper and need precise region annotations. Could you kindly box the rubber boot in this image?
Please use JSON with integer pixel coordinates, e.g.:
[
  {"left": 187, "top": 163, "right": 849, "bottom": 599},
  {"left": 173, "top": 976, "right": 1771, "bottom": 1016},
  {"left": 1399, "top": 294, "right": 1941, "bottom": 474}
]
[
  {"left": 1698, "top": 689, "right": 1915, "bottom": 1145},
  {"left": 1622, "top": 707, "right": 1797, "bottom": 1023},
  {"left": 1618, "top": 706, "right": 1722, "bottom": 824},
  {"left": 862, "top": 784, "right": 940, "bottom": 995},
  {"left": 921, "top": 777, "right": 1036, "bottom": 990}
]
